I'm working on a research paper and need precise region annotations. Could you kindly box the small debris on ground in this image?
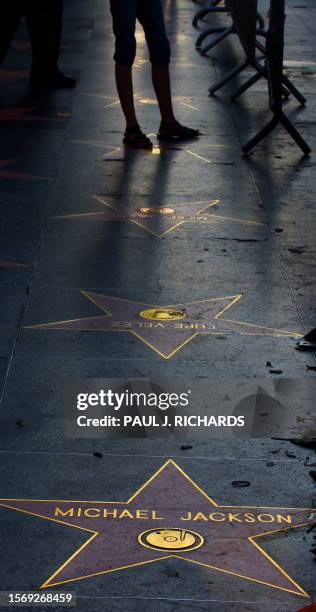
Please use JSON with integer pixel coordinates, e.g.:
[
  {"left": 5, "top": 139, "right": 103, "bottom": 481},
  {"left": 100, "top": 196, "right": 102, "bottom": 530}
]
[
  {"left": 93, "top": 452, "right": 103, "bottom": 458},
  {"left": 232, "top": 481, "right": 250, "bottom": 488},
  {"left": 288, "top": 246, "right": 306, "bottom": 254}
]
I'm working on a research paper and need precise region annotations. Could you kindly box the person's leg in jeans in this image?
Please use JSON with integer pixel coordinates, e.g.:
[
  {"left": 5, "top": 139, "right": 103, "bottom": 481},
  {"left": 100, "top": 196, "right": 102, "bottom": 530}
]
[{"left": 25, "top": 0, "right": 76, "bottom": 88}]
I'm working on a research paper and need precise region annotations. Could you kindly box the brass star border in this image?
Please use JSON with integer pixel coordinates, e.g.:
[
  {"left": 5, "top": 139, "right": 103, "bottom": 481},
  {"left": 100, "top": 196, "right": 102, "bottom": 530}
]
[
  {"left": 54, "top": 197, "right": 265, "bottom": 238},
  {"left": 26, "top": 293, "right": 302, "bottom": 359},
  {"left": 0, "top": 460, "right": 314, "bottom": 595}
]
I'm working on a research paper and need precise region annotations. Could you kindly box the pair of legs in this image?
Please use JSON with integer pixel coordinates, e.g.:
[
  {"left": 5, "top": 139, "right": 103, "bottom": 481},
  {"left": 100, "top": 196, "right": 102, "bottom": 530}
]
[
  {"left": 115, "top": 63, "right": 175, "bottom": 128},
  {"left": 110, "top": 0, "right": 199, "bottom": 147},
  {"left": 0, "top": 0, "right": 75, "bottom": 88}
]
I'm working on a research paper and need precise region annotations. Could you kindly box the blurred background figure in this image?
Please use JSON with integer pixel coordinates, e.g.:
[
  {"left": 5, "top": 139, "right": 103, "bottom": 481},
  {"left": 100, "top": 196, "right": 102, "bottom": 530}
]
[
  {"left": 0, "top": 0, "right": 76, "bottom": 88},
  {"left": 296, "top": 328, "right": 316, "bottom": 352}
]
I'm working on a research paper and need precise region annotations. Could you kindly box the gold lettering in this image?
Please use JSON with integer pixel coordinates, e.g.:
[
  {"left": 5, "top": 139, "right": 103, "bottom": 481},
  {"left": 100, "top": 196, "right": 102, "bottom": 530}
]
[
  {"left": 180, "top": 512, "right": 192, "bottom": 521},
  {"left": 136, "top": 510, "right": 148, "bottom": 519},
  {"left": 152, "top": 511, "right": 165, "bottom": 520},
  {"left": 209, "top": 513, "right": 226, "bottom": 522},
  {"left": 258, "top": 514, "right": 275, "bottom": 523},
  {"left": 54, "top": 507, "right": 74, "bottom": 517},
  {"left": 103, "top": 509, "right": 118, "bottom": 518},
  {"left": 244, "top": 513, "right": 256, "bottom": 523},
  {"left": 193, "top": 512, "right": 208, "bottom": 521},
  {"left": 84, "top": 508, "right": 100, "bottom": 518},
  {"left": 118, "top": 510, "right": 134, "bottom": 519},
  {"left": 228, "top": 513, "right": 242, "bottom": 522},
  {"left": 277, "top": 514, "right": 292, "bottom": 524}
]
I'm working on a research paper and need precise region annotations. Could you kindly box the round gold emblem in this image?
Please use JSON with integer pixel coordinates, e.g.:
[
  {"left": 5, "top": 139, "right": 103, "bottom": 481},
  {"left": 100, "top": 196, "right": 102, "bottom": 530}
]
[
  {"left": 139, "top": 308, "right": 186, "bottom": 321},
  {"left": 139, "top": 207, "right": 175, "bottom": 215},
  {"left": 138, "top": 528, "right": 204, "bottom": 552}
]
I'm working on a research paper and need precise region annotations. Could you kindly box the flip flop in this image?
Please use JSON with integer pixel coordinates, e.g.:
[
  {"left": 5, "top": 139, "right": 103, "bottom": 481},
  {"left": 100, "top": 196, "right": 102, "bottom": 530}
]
[
  {"left": 123, "top": 125, "right": 153, "bottom": 150},
  {"left": 157, "top": 120, "right": 201, "bottom": 142}
]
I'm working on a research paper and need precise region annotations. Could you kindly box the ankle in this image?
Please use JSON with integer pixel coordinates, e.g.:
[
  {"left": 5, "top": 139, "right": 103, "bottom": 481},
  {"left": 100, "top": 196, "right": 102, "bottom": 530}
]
[
  {"left": 126, "top": 121, "right": 139, "bottom": 130},
  {"left": 161, "top": 117, "right": 177, "bottom": 126}
]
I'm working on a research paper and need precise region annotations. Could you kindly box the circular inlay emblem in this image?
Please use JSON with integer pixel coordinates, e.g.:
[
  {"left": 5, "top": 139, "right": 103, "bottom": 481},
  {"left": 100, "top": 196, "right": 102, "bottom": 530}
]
[
  {"left": 138, "top": 528, "right": 204, "bottom": 552},
  {"left": 139, "top": 308, "right": 186, "bottom": 321},
  {"left": 138, "top": 207, "right": 175, "bottom": 215}
]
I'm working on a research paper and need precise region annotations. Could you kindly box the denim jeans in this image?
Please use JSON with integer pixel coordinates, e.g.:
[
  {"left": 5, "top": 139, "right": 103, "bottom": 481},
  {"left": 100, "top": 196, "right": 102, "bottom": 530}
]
[{"left": 109, "top": 0, "right": 171, "bottom": 66}]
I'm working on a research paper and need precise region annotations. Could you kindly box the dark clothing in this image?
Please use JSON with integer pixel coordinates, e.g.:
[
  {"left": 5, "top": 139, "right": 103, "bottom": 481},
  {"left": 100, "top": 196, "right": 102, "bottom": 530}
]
[
  {"left": 0, "top": 0, "right": 63, "bottom": 72},
  {"left": 109, "top": 0, "right": 170, "bottom": 66}
]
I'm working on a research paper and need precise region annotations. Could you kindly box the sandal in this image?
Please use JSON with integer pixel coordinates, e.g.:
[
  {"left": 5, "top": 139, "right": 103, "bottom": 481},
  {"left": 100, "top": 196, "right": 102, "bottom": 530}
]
[
  {"left": 296, "top": 328, "right": 316, "bottom": 351},
  {"left": 123, "top": 125, "right": 153, "bottom": 150},
  {"left": 157, "top": 120, "right": 201, "bottom": 142}
]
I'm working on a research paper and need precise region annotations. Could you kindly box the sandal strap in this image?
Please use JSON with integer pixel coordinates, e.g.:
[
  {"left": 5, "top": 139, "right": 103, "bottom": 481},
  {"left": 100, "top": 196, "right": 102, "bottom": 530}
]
[
  {"left": 159, "top": 121, "right": 200, "bottom": 139},
  {"left": 124, "top": 125, "right": 152, "bottom": 148}
]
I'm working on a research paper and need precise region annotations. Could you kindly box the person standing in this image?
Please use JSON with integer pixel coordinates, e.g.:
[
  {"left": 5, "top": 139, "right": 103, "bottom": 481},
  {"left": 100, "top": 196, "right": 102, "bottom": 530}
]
[
  {"left": 0, "top": 0, "right": 76, "bottom": 88},
  {"left": 109, "top": 0, "right": 200, "bottom": 149}
]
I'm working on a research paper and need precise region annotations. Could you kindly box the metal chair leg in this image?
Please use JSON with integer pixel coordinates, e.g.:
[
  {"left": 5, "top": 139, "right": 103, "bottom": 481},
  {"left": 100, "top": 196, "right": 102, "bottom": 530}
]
[
  {"left": 279, "top": 111, "right": 311, "bottom": 154},
  {"left": 281, "top": 75, "right": 306, "bottom": 106},
  {"left": 196, "top": 25, "right": 228, "bottom": 47},
  {"left": 243, "top": 112, "right": 311, "bottom": 156},
  {"left": 193, "top": 6, "right": 228, "bottom": 28},
  {"left": 209, "top": 59, "right": 249, "bottom": 95},
  {"left": 200, "top": 25, "right": 234, "bottom": 55},
  {"left": 256, "top": 13, "right": 265, "bottom": 30},
  {"left": 231, "top": 70, "right": 263, "bottom": 100},
  {"left": 242, "top": 116, "right": 279, "bottom": 154}
]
